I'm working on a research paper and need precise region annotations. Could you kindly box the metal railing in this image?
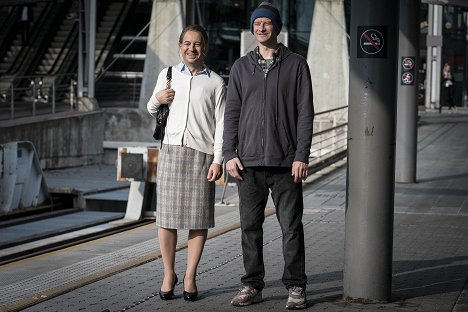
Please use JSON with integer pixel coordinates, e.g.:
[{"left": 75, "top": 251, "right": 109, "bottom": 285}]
[
  {"left": 309, "top": 105, "right": 348, "bottom": 172},
  {"left": 219, "top": 105, "right": 348, "bottom": 203},
  {"left": 0, "top": 74, "right": 77, "bottom": 121}
]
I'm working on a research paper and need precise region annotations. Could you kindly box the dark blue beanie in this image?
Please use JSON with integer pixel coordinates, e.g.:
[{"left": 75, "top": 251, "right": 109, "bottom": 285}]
[{"left": 250, "top": 2, "right": 282, "bottom": 35}]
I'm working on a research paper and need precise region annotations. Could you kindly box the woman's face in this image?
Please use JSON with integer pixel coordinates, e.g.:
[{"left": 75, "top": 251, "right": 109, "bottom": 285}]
[{"left": 179, "top": 30, "right": 205, "bottom": 68}]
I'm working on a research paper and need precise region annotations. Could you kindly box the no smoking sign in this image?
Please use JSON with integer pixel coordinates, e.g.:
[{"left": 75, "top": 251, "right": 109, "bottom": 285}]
[
  {"left": 357, "top": 26, "right": 387, "bottom": 58},
  {"left": 402, "top": 57, "right": 414, "bottom": 70}
]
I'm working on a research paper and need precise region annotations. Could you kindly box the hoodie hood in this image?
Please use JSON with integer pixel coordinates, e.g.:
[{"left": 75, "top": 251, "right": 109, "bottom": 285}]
[{"left": 246, "top": 43, "right": 292, "bottom": 70}]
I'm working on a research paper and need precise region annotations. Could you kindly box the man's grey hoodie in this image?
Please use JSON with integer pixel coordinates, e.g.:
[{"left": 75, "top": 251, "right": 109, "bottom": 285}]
[{"left": 223, "top": 43, "right": 315, "bottom": 167}]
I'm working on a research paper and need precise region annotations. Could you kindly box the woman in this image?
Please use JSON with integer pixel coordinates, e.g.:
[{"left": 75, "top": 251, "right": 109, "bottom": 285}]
[
  {"left": 441, "top": 62, "right": 455, "bottom": 112},
  {"left": 147, "top": 25, "right": 225, "bottom": 301}
]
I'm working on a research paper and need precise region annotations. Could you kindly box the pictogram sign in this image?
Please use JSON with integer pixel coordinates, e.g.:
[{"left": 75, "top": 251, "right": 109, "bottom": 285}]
[
  {"left": 400, "top": 56, "right": 416, "bottom": 86},
  {"left": 402, "top": 57, "right": 414, "bottom": 71},
  {"left": 357, "top": 26, "right": 387, "bottom": 58},
  {"left": 401, "top": 72, "right": 414, "bottom": 85}
]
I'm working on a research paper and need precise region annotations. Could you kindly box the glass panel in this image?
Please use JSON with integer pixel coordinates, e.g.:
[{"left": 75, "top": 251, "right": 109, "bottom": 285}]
[
  {"left": 287, "top": 0, "right": 313, "bottom": 57},
  {"left": 442, "top": 5, "right": 468, "bottom": 107},
  {"left": 189, "top": 0, "right": 316, "bottom": 75},
  {"left": 190, "top": 0, "right": 256, "bottom": 76}
]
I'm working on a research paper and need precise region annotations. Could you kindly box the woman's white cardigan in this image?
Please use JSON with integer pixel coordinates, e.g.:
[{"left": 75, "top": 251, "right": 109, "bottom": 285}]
[{"left": 147, "top": 67, "right": 226, "bottom": 165}]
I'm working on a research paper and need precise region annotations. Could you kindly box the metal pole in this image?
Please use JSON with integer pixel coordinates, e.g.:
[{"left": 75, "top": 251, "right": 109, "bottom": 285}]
[
  {"left": 219, "top": 171, "right": 229, "bottom": 205},
  {"left": 52, "top": 79, "right": 56, "bottom": 114},
  {"left": 70, "top": 78, "right": 74, "bottom": 109},
  {"left": 77, "top": 0, "right": 84, "bottom": 97},
  {"left": 425, "top": 4, "right": 443, "bottom": 110},
  {"left": 31, "top": 80, "right": 36, "bottom": 116},
  {"left": 84, "top": 0, "right": 89, "bottom": 94},
  {"left": 10, "top": 84, "right": 14, "bottom": 119},
  {"left": 87, "top": 0, "right": 96, "bottom": 98},
  {"left": 395, "top": 0, "right": 419, "bottom": 183},
  {"left": 343, "top": 0, "right": 398, "bottom": 302}
]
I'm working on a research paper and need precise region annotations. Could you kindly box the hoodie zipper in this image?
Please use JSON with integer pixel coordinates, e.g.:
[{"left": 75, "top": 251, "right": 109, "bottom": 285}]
[{"left": 262, "top": 70, "right": 267, "bottom": 153}]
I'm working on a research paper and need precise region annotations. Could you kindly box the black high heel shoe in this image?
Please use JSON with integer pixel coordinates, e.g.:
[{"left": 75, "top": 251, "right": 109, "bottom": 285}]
[
  {"left": 183, "top": 275, "right": 198, "bottom": 301},
  {"left": 159, "top": 274, "right": 178, "bottom": 300}
]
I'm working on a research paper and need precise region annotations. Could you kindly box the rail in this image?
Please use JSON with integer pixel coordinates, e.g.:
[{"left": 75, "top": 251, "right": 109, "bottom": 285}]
[
  {"left": 0, "top": 73, "right": 77, "bottom": 120},
  {"left": 219, "top": 105, "right": 348, "bottom": 203},
  {"left": 309, "top": 105, "right": 348, "bottom": 172}
]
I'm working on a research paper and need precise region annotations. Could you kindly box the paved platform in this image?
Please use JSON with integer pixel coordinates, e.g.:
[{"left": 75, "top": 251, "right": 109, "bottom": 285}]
[{"left": 1, "top": 111, "right": 468, "bottom": 312}]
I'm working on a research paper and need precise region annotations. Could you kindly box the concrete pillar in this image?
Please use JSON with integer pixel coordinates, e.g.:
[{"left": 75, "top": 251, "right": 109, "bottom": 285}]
[
  {"left": 77, "top": 0, "right": 97, "bottom": 106},
  {"left": 307, "top": 0, "right": 349, "bottom": 113},
  {"left": 395, "top": 0, "right": 419, "bottom": 183},
  {"left": 139, "top": 0, "right": 184, "bottom": 110},
  {"left": 425, "top": 4, "right": 443, "bottom": 110},
  {"left": 343, "top": 0, "right": 398, "bottom": 302}
]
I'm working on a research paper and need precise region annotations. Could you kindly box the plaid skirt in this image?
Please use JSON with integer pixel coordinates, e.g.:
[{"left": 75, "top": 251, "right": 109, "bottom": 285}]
[{"left": 156, "top": 144, "right": 215, "bottom": 229}]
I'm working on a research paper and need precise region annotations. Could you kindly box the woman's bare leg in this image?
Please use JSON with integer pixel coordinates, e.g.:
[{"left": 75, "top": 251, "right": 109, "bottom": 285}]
[
  {"left": 159, "top": 227, "right": 178, "bottom": 291},
  {"left": 184, "top": 229, "right": 208, "bottom": 292}
]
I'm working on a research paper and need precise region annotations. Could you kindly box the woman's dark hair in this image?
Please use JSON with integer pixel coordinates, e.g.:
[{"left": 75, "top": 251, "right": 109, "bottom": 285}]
[{"left": 179, "top": 24, "right": 209, "bottom": 49}]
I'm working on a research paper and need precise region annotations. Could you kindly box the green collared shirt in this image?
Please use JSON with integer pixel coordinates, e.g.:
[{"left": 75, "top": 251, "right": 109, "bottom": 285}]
[{"left": 255, "top": 46, "right": 280, "bottom": 75}]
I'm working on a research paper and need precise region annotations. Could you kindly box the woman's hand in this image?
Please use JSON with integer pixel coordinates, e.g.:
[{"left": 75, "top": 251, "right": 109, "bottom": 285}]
[
  {"left": 155, "top": 88, "right": 175, "bottom": 104},
  {"left": 207, "top": 163, "right": 223, "bottom": 182}
]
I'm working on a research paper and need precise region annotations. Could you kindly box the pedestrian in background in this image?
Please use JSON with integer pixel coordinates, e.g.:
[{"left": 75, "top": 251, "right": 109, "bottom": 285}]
[
  {"left": 17, "top": 4, "right": 33, "bottom": 46},
  {"left": 147, "top": 24, "right": 226, "bottom": 302},
  {"left": 223, "top": 2, "right": 314, "bottom": 310},
  {"left": 440, "top": 62, "right": 455, "bottom": 112}
]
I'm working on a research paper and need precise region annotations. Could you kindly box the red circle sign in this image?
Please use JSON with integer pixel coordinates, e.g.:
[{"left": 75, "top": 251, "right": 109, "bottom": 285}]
[
  {"left": 359, "top": 29, "right": 385, "bottom": 55},
  {"left": 402, "top": 58, "right": 414, "bottom": 70},
  {"left": 401, "top": 72, "right": 414, "bottom": 85}
]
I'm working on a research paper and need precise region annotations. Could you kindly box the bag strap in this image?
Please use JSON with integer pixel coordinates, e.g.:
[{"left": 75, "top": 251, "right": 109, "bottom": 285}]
[
  {"left": 159, "top": 66, "right": 172, "bottom": 148},
  {"left": 166, "top": 66, "right": 172, "bottom": 89}
]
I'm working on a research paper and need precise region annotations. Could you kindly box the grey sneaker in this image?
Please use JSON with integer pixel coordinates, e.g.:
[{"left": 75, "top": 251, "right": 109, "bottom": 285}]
[
  {"left": 231, "top": 286, "right": 263, "bottom": 306},
  {"left": 286, "top": 286, "right": 306, "bottom": 309}
]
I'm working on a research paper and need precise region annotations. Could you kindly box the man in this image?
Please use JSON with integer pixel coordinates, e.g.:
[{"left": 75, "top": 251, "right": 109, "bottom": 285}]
[{"left": 223, "top": 2, "right": 314, "bottom": 310}]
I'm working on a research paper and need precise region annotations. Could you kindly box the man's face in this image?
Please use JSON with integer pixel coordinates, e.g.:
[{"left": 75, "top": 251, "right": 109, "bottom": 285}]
[
  {"left": 179, "top": 30, "right": 205, "bottom": 67},
  {"left": 253, "top": 17, "right": 276, "bottom": 44}
]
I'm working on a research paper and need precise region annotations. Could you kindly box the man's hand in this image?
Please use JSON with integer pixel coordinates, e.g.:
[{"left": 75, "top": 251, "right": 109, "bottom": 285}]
[
  {"left": 292, "top": 161, "right": 308, "bottom": 183},
  {"left": 207, "top": 163, "right": 223, "bottom": 182},
  {"left": 226, "top": 157, "right": 244, "bottom": 181},
  {"left": 155, "top": 88, "right": 175, "bottom": 104}
]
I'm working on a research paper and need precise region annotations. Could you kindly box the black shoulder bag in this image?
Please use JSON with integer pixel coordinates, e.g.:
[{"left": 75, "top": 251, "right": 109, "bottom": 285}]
[{"left": 153, "top": 66, "right": 172, "bottom": 146}]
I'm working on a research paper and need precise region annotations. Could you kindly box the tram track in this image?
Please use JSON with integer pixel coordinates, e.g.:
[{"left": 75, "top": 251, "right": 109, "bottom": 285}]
[{"left": 0, "top": 218, "right": 153, "bottom": 266}]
